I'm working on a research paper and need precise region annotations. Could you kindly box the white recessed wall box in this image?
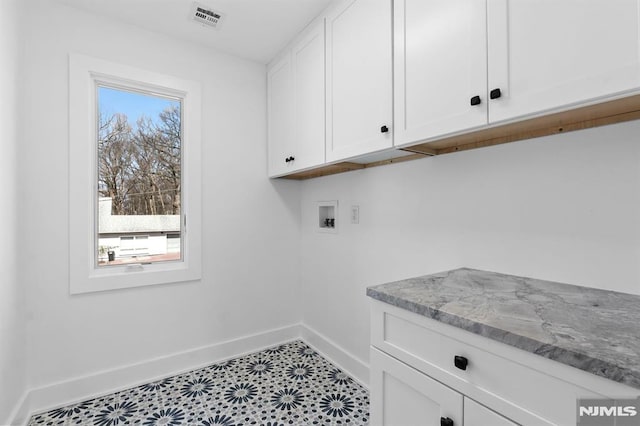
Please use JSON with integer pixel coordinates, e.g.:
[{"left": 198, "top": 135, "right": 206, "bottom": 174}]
[{"left": 318, "top": 201, "right": 338, "bottom": 234}]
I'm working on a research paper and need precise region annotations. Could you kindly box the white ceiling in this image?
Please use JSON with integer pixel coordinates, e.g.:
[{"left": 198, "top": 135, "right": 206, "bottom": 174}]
[{"left": 53, "top": 0, "right": 333, "bottom": 63}]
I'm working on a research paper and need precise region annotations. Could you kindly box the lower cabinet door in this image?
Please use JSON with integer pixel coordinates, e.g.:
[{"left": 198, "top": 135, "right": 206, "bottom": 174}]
[
  {"left": 464, "top": 398, "right": 518, "bottom": 426},
  {"left": 370, "top": 347, "right": 463, "bottom": 426}
]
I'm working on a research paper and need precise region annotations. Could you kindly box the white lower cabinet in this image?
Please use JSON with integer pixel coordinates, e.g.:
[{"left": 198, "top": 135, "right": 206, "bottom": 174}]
[
  {"left": 464, "top": 398, "right": 516, "bottom": 426},
  {"left": 369, "top": 300, "right": 640, "bottom": 426},
  {"left": 371, "top": 347, "right": 463, "bottom": 426},
  {"left": 371, "top": 347, "right": 516, "bottom": 426}
]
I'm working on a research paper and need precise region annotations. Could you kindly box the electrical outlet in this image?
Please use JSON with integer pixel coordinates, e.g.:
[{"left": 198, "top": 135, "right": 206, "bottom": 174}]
[{"left": 351, "top": 205, "right": 359, "bottom": 224}]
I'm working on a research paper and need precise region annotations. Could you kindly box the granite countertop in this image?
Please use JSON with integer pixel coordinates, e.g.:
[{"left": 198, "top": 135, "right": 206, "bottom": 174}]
[{"left": 366, "top": 268, "right": 640, "bottom": 390}]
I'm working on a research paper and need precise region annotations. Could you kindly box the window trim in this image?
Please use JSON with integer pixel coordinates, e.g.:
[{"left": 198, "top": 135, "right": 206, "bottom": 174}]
[{"left": 69, "top": 53, "right": 202, "bottom": 294}]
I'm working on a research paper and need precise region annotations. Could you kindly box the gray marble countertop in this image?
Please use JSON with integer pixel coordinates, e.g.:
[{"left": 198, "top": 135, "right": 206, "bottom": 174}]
[{"left": 366, "top": 268, "right": 640, "bottom": 389}]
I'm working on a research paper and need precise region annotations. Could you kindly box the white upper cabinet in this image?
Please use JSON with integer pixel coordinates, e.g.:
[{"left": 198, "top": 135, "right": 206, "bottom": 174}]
[
  {"left": 269, "top": 0, "right": 640, "bottom": 178},
  {"left": 394, "top": 0, "right": 489, "bottom": 146},
  {"left": 487, "top": 0, "right": 640, "bottom": 123},
  {"left": 325, "top": 0, "right": 393, "bottom": 162},
  {"left": 292, "top": 21, "right": 326, "bottom": 170},
  {"left": 268, "top": 20, "right": 325, "bottom": 177},
  {"left": 395, "top": 0, "right": 640, "bottom": 147},
  {"left": 267, "top": 53, "right": 294, "bottom": 177}
]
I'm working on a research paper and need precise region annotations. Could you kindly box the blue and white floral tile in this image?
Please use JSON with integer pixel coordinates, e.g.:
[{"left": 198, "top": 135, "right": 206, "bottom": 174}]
[{"left": 28, "top": 340, "right": 369, "bottom": 426}]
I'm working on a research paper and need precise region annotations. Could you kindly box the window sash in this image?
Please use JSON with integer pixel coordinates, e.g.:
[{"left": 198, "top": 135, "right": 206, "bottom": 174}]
[{"left": 95, "top": 83, "right": 184, "bottom": 267}]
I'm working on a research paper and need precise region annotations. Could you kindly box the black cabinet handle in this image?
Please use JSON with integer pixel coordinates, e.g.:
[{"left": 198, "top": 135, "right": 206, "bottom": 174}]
[
  {"left": 490, "top": 88, "right": 502, "bottom": 99},
  {"left": 470, "top": 95, "right": 481, "bottom": 106},
  {"left": 454, "top": 355, "right": 468, "bottom": 371},
  {"left": 285, "top": 156, "right": 295, "bottom": 163},
  {"left": 380, "top": 125, "right": 389, "bottom": 133},
  {"left": 440, "top": 417, "right": 454, "bottom": 426}
]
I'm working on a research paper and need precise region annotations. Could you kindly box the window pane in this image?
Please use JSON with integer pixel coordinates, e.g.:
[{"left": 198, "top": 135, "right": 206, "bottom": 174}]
[{"left": 97, "top": 86, "right": 182, "bottom": 266}]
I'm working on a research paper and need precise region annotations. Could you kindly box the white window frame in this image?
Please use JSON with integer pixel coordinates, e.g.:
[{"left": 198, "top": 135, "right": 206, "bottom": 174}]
[{"left": 69, "top": 53, "right": 202, "bottom": 294}]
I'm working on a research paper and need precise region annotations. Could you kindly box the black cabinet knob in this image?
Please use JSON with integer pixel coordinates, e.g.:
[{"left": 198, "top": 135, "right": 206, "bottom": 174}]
[
  {"left": 470, "top": 95, "right": 481, "bottom": 106},
  {"left": 380, "top": 125, "right": 389, "bottom": 133},
  {"left": 490, "top": 88, "right": 502, "bottom": 99},
  {"left": 454, "top": 355, "right": 468, "bottom": 371},
  {"left": 440, "top": 417, "right": 454, "bottom": 426},
  {"left": 285, "top": 156, "right": 295, "bottom": 163}
]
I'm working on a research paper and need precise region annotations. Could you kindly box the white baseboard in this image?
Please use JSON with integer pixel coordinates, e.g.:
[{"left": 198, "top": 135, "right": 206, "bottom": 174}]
[
  {"left": 9, "top": 324, "right": 300, "bottom": 426},
  {"left": 4, "top": 391, "right": 28, "bottom": 426},
  {"left": 9, "top": 323, "right": 369, "bottom": 426},
  {"left": 300, "top": 323, "right": 370, "bottom": 388}
]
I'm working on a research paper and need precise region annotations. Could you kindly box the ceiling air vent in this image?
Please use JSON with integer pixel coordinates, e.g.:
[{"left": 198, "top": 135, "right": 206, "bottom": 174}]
[{"left": 190, "top": 2, "right": 224, "bottom": 29}]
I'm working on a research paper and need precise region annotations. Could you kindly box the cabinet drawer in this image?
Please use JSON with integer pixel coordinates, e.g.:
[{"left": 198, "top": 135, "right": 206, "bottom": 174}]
[{"left": 371, "top": 302, "right": 605, "bottom": 425}]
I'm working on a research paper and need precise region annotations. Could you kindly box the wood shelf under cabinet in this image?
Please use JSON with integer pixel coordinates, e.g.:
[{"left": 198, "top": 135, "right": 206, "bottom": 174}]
[{"left": 278, "top": 93, "right": 640, "bottom": 180}]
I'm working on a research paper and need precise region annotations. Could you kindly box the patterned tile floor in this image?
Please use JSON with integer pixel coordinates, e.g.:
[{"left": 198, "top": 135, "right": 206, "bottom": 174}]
[{"left": 28, "top": 340, "right": 369, "bottom": 426}]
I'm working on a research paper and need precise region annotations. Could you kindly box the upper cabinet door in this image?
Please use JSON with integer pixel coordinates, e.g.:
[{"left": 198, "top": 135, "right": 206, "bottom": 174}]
[
  {"left": 268, "top": 20, "right": 325, "bottom": 177},
  {"left": 326, "top": 0, "right": 393, "bottom": 162},
  {"left": 487, "top": 0, "right": 640, "bottom": 123},
  {"left": 267, "top": 52, "right": 294, "bottom": 177},
  {"left": 394, "top": 0, "right": 488, "bottom": 146},
  {"left": 292, "top": 20, "right": 326, "bottom": 171}
]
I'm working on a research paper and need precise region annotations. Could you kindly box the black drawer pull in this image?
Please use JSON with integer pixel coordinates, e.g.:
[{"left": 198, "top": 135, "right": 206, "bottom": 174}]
[
  {"left": 380, "top": 125, "right": 389, "bottom": 133},
  {"left": 470, "top": 95, "right": 481, "bottom": 106},
  {"left": 490, "top": 88, "right": 502, "bottom": 99},
  {"left": 285, "top": 156, "right": 295, "bottom": 163},
  {"left": 454, "top": 355, "right": 468, "bottom": 371},
  {"left": 440, "top": 417, "right": 454, "bottom": 426}
]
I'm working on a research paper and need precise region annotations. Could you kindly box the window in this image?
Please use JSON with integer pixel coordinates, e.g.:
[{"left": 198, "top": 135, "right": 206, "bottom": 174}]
[
  {"left": 69, "top": 54, "right": 202, "bottom": 294},
  {"left": 97, "top": 86, "right": 182, "bottom": 266}
]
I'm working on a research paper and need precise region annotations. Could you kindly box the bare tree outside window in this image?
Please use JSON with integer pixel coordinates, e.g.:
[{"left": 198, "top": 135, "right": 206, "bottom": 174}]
[{"left": 97, "top": 86, "right": 182, "bottom": 266}]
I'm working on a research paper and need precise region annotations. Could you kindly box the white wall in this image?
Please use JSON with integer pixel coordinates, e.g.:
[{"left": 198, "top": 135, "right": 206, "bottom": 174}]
[
  {"left": 12, "top": 0, "right": 640, "bottom": 419},
  {"left": 300, "top": 121, "right": 640, "bottom": 367},
  {"left": 0, "top": 0, "right": 26, "bottom": 422},
  {"left": 20, "top": 0, "right": 301, "bottom": 400}
]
